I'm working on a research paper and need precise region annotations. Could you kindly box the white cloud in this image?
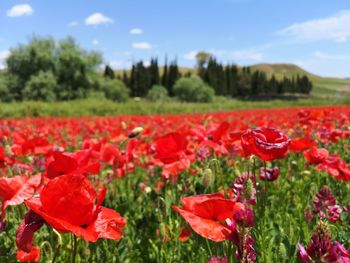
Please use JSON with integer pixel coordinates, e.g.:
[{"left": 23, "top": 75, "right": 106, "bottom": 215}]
[
  {"left": 0, "top": 50, "right": 10, "bottom": 60},
  {"left": 132, "top": 42, "right": 152, "bottom": 49},
  {"left": 277, "top": 10, "right": 350, "bottom": 42},
  {"left": 7, "top": 4, "right": 33, "bottom": 17},
  {"left": 314, "top": 51, "right": 350, "bottom": 60},
  {"left": 335, "top": 36, "right": 347, "bottom": 43},
  {"left": 68, "top": 21, "right": 79, "bottom": 27},
  {"left": 92, "top": 39, "right": 99, "bottom": 45},
  {"left": 85, "top": 13, "right": 113, "bottom": 26},
  {"left": 183, "top": 51, "right": 198, "bottom": 60},
  {"left": 109, "top": 60, "right": 132, "bottom": 69},
  {"left": 0, "top": 50, "right": 10, "bottom": 69},
  {"left": 130, "top": 28, "right": 143, "bottom": 35}
]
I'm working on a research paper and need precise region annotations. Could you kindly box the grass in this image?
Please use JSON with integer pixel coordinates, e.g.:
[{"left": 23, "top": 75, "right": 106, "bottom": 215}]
[{"left": 0, "top": 96, "right": 349, "bottom": 118}]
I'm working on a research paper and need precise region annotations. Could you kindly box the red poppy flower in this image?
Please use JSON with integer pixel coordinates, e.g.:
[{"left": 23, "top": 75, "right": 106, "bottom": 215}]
[
  {"left": 241, "top": 128, "right": 291, "bottom": 161},
  {"left": 172, "top": 193, "right": 243, "bottom": 242},
  {"left": 304, "top": 147, "right": 329, "bottom": 165},
  {"left": 45, "top": 151, "right": 100, "bottom": 179},
  {"left": 0, "top": 174, "right": 41, "bottom": 217},
  {"left": 0, "top": 146, "right": 5, "bottom": 167},
  {"left": 209, "top": 122, "right": 230, "bottom": 142},
  {"left": 16, "top": 174, "right": 126, "bottom": 253},
  {"left": 101, "top": 143, "right": 120, "bottom": 165},
  {"left": 316, "top": 155, "right": 350, "bottom": 181},
  {"left": 46, "top": 152, "right": 78, "bottom": 179},
  {"left": 161, "top": 158, "right": 191, "bottom": 181},
  {"left": 155, "top": 132, "right": 187, "bottom": 164},
  {"left": 290, "top": 137, "right": 316, "bottom": 153},
  {"left": 16, "top": 246, "right": 41, "bottom": 262}
]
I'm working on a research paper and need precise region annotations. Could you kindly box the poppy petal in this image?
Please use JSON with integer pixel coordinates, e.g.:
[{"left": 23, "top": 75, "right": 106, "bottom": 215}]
[
  {"left": 172, "top": 206, "right": 232, "bottom": 242},
  {"left": 87, "top": 207, "right": 126, "bottom": 241}
]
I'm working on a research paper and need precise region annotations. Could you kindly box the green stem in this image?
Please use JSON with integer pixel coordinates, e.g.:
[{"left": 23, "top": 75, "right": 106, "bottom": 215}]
[
  {"left": 206, "top": 238, "right": 213, "bottom": 258},
  {"left": 72, "top": 235, "right": 78, "bottom": 263},
  {"left": 52, "top": 229, "right": 62, "bottom": 263}
]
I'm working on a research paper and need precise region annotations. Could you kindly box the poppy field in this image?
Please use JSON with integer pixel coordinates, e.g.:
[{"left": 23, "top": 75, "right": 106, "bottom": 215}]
[{"left": 1, "top": 106, "right": 350, "bottom": 263}]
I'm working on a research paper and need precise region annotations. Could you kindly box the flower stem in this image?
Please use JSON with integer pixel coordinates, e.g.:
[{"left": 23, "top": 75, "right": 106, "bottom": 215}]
[
  {"left": 72, "top": 235, "right": 78, "bottom": 263},
  {"left": 52, "top": 229, "right": 62, "bottom": 263}
]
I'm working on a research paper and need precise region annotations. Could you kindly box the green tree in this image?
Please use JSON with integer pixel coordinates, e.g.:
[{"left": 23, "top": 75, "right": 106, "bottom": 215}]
[
  {"left": 167, "top": 60, "right": 180, "bottom": 96},
  {"left": 6, "top": 36, "right": 102, "bottom": 101},
  {"left": 22, "top": 70, "right": 57, "bottom": 101},
  {"left": 55, "top": 37, "right": 102, "bottom": 100},
  {"left": 195, "top": 51, "right": 211, "bottom": 78},
  {"left": 173, "top": 76, "right": 214, "bottom": 102},
  {"left": 101, "top": 78, "right": 129, "bottom": 102},
  {"left": 146, "top": 85, "right": 169, "bottom": 102},
  {"left": 149, "top": 58, "right": 160, "bottom": 86},
  {"left": 162, "top": 57, "right": 169, "bottom": 93},
  {"left": 6, "top": 37, "right": 56, "bottom": 100},
  {"left": 0, "top": 74, "right": 10, "bottom": 101},
  {"left": 104, "top": 65, "right": 115, "bottom": 79}
]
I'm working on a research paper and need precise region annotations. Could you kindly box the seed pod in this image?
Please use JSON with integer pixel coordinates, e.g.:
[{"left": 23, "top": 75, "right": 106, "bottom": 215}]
[{"left": 128, "top": 127, "right": 144, "bottom": 138}]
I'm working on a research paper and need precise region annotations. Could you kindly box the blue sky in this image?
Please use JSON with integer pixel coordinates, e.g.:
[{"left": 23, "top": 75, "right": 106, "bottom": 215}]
[{"left": 1, "top": 0, "right": 350, "bottom": 77}]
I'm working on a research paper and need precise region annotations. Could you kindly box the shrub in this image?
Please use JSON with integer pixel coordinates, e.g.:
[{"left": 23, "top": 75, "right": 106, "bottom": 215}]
[
  {"left": 0, "top": 75, "right": 10, "bottom": 102},
  {"left": 173, "top": 76, "right": 214, "bottom": 102},
  {"left": 146, "top": 85, "right": 169, "bottom": 102},
  {"left": 22, "top": 71, "right": 57, "bottom": 101},
  {"left": 101, "top": 78, "right": 129, "bottom": 102}
]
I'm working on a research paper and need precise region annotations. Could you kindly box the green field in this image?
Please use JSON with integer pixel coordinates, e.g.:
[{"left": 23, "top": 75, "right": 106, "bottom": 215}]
[{"left": 0, "top": 96, "right": 349, "bottom": 118}]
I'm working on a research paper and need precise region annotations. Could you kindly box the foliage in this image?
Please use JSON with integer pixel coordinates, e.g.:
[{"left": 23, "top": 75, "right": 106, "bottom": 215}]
[
  {"left": 173, "top": 76, "right": 215, "bottom": 102},
  {"left": 119, "top": 56, "right": 313, "bottom": 101},
  {"left": 5, "top": 36, "right": 102, "bottom": 101},
  {"left": 146, "top": 85, "right": 169, "bottom": 102},
  {"left": 22, "top": 71, "right": 57, "bottom": 101},
  {"left": 104, "top": 65, "right": 115, "bottom": 79},
  {"left": 0, "top": 74, "right": 10, "bottom": 102},
  {"left": 101, "top": 78, "right": 129, "bottom": 102}
]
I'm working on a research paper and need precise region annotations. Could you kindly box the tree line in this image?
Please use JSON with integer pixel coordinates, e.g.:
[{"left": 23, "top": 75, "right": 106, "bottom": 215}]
[
  {"left": 0, "top": 36, "right": 313, "bottom": 102},
  {"left": 108, "top": 56, "right": 313, "bottom": 98}
]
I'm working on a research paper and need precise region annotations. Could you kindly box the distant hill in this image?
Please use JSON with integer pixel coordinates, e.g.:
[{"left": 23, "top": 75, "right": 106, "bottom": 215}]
[
  {"left": 250, "top": 63, "right": 318, "bottom": 80},
  {"left": 249, "top": 63, "right": 350, "bottom": 97},
  {"left": 114, "top": 63, "right": 350, "bottom": 98}
]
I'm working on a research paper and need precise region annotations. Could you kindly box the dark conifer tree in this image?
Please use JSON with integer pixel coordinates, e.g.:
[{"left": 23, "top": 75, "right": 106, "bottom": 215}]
[
  {"left": 162, "top": 56, "right": 169, "bottom": 93},
  {"left": 104, "top": 65, "right": 115, "bottom": 79},
  {"left": 167, "top": 59, "right": 180, "bottom": 96},
  {"left": 149, "top": 58, "right": 160, "bottom": 86}
]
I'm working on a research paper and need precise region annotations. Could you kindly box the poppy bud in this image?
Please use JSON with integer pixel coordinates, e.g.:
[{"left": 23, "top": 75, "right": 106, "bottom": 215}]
[
  {"left": 259, "top": 167, "right": 280, "bottom": 181},
  {"left": 209, "top": 158, "right": 222, "bottom": 177},
  {"left": 0, "top": 218, "right": 6, "bottom": 232},
  {"left": 128, "top": 127, "right": 144, "bottom": 138},
  {"left": 203, "top": 168, "right": 213, "bottom": 188},
  {"left": 301, "top": 170, "right": 311, "bottom": 176},
  {"left": 121, "top": 121, "right": 127, "bottom": 130}
]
